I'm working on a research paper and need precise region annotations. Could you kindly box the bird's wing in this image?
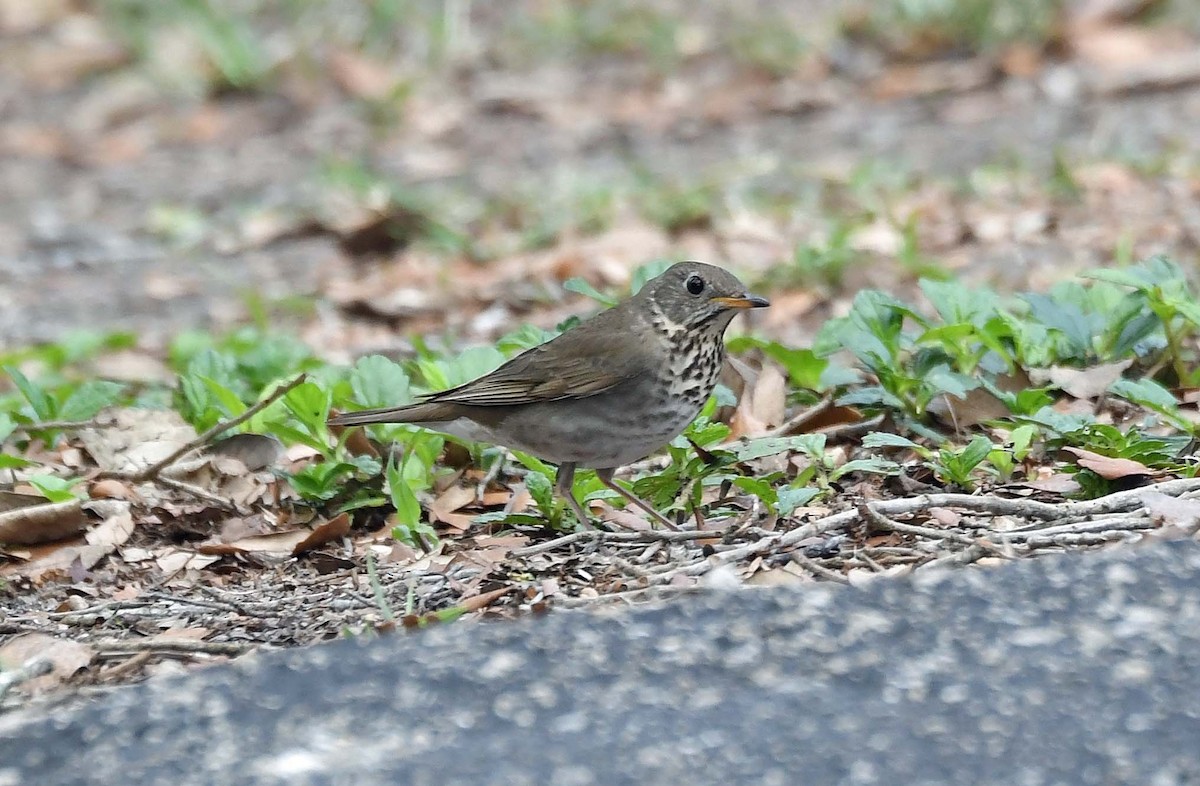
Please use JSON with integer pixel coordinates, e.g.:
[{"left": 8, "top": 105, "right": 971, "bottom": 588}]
[{"left": 427, "top": 309, "right": 651, "bottom": 407}]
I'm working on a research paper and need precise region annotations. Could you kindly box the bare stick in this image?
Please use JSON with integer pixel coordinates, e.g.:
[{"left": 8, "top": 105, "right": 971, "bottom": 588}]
[
  {"left": 510, "top": 526, "right": 741, "bottom": 558},
  {"left": 790, "top": 553, "right": 851, "bottom": 585},
  {"left": 9, "top": 418, "right": 119, "bottom": 434},
  {"left": 102, "top": 373, "right": 307, "bottom": 482},
  {"left": 93, "top": 639, "right": 256, "bottom": 656},
  {"left": 860, "top": 502, "right": 986, "bottom": 548},
  {"left": 763, "top": 395, "right": 834, "bottom": 438}
]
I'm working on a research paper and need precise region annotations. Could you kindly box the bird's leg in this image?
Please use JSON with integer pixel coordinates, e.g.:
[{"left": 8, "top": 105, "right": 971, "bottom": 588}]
[
  {"left": 555, "top": 462, "right": 595, "bottom": 530},
  {"left": 595, "top": 469, "right": 680, "bottom": 531}
]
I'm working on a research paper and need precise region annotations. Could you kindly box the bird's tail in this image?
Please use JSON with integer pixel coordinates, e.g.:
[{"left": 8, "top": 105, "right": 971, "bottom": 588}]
[{"left": 327, "top": 401, "right": 459, "bottom": 427}]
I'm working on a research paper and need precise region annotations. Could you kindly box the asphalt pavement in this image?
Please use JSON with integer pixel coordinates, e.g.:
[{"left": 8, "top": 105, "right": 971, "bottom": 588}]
[{"left": 3, "top": 539, "right": 1199, "bottom": 786}]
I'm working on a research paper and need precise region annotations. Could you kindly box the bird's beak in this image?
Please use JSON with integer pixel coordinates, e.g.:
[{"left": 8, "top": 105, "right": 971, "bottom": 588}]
[{"left": 710, "top": 294, "right": 770, "bottom": 310}]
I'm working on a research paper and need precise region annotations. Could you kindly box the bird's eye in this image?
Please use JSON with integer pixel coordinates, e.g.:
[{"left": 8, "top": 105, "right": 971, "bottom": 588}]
[{"left": 685, "top": 275, "right": 705, "bottom": 295}]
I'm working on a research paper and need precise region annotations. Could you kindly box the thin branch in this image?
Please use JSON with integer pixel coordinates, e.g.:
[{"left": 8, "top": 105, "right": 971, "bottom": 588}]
[
  {"left": 790, "top": 552, "right": 851, "bottom": 585},
  {"left": 93, "top": 639, "right": 257, "bottom": 656},
  {"left": 763, "top": 395, "right": 834, "bottom": 438},
  {"left": 510, "top": 525, "right": 743, "bottom": 558},
  {"left": 9, "top": 418, "right": 119, "bottom": 434},
  {"left": 645, "top": 477, "right": 1200, "bottom": 585},
  {"left": 860, "top": 502, "right": 986, "bottom": 548},
  {"left": 101, "top": 373, "right": 307, "bottom": 482},
  {"left": 156, "top": 476, "right": 241, "bottom": 512}
]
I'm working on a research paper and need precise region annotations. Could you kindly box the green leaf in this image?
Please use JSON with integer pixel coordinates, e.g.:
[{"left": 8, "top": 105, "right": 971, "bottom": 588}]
[
  {"left": 525, "top": 470, "right": 555, "bottom": 518},
  {"left": 683, "top": 418, "right": 731, "bottom": 447},
  {"left": 919, "top": 278, "right": 998, "bottom": 325},
  {"left": 1022, "top": 293, "right": 1093, "bottom": 358},
  {"left": 284, "top": 382, "right": 331, "bottom": 430},
  {"left": 1109, "top": 378, "right": 1178, "bottom": 411},
  {"left": 861, "top": 432, "right": 921, "bottom": 450},
  {"left": 776, "top": 486, "right": 820, "bottom": 517},
  {"left": 496, "top": 323, "right": 557, "bottom": 355},
  {"left": 27, "top": 474, "right": 84, "bottom": 503},
  {"left": 563, "top": 277, "right": 617, "bottom": 307},
  {"left": 57, "top": 381, "right": 124, "bottom": 421},
  {"left": 732, "top": 476, "right": 776, "bottom": 506},
  {"left": 200, "top": 377, "right": 247, "bottom": 418},
  {"left": 350, "top": 355, "right": 412, "bottom": 409},
  {"left": 511, "top": 451, "right": 556, "bottom": 478},
  {"left": 730, "top": 435, "right": 826, "bottom": 462},
  {"left": 1009, "top": 424, "right": 1038, "bottom": 460},
  {"left": 265, "top": 421, "right": 328, "bottom": 452},
  {"left": 957, "top": 435, "right": 994, "bottom": 471},
  {"left": 287, "top": 461, "right": 360, "bottom": 501},
  {"left": 762, "top": 344, "right": 828, "bottom": 390},
  {"left": 830, "top": 458, "right": 902, "bottom": 479},
  {"left": 386, "top": 454, "right": 423, "bottom": 529},
  {"left": 4, "top": 366, "right": 54, "bottom": 420},
  {"left": 0, "top": 453, "right": 36, "bottom": 470},
  {"left": 0, "top": 413, "right": 15, "bottom": 443},
  {"left": 444, "top": 346, "right": 505, "bottom": 388},
  {"left": 630, "top": 260, "right": 674, "bottom": 294}
]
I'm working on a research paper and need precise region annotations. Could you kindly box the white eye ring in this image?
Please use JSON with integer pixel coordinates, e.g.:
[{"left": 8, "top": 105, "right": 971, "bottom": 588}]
[{"left": 685, "top": 275, "right": 705, "bottom": 295}]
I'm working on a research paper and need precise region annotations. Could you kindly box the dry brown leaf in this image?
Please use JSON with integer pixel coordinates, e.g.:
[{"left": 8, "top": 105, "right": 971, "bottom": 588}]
[
  {"left": 211, "top": 433, "right": 284, "bottom": 471},
  {"left": 84, "top": 510, "right": 135, "bottom": 549},
  {"left": 930, "top": 387, "right": 1009, "bottom": 430},
  {"left": 457, "top": 586, "right": 511, "bottom": 614},
  {"left": 88, "top": 478, "right": 134, "bottom": 500},
  {"left": 292, "top": 513, "right": 352, "bottom": 556},
  {"left": 155, "top": 549, "right": 221, "bottom": 578},
  {"left": 927, "top": 507, "right": 961, "bottom": 527},
  {"left": 0, "top": 496, "right": 86, "bottom": 545},
  {"left": 77, "top": 409, "right": 196, "bottom": 475},
  {"left": 600, "top": 505, "right": 654, "bottom": 531},
  {"left": 342, "top": 428, "right": 378, "bottom": 458},
  {"left": 871, "top": 60, "right": 996, "bottom": 101},
  {"left": 329, "top": 50, "right": 402, "bottom": 100},
  {"left": 729, "top": 364, "right": 787, "bottom": 440},
  {"left": 931, "top": 369, "right": 1032, "bottom": 429},
  {"left": 1038, "top": 360, "right": 1131, "bottom": 400},
  {"left": 0, "top": 634, "right": 94, "bottom": 694},
  {"left": 1062, "top": 447, "right": 1155, "bottom": 479},
  {"left": 198, "top": 529, "right": 309, "bottom": 556},
  {"left": 430, "top": 485, "right": 477, "bottom": 525},
  {"left": 152, "top": 627, "right": 211, "bottom": 643},
  {"left": 762, "top": 290, "right": 819, "bottom": 332},
  {"left": 283, "top": 444, "right": 323, "bottom": 463}
]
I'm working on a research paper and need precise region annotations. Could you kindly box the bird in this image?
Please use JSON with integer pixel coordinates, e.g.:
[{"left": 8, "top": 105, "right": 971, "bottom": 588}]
[{"left": 328, "top": 261, "right": 769, "bottom": 529}]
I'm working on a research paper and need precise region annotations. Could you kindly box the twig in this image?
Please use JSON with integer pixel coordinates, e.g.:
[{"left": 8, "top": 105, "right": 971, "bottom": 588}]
[
  {"left": 553, "top": 585, "right": 699, "bottom": 608},
  {"left": 645, "top": 477, "right": 1200, "bottom": 585},
  {"left": 92, "top": 639, "right": 256, "bottom": 656},
  {"left": 157, "top": 476, "right": 241, "bottom": 511},
  {"left": 100, "top": 651, "right": 154, "bottom": 681},
  {"left": 790, "top": 553, "right": 850, "bottom": 585},
  {"left": 860, "top": 502, "right": 986, "bottom": 548},
  {"left": 763, "top": 395, "right": 834, "bottom": 438},
  {"left": 510, "top": 526, "right": 743, "bottom": 558},
  {"left": 9, "top": 418, "right": 119, "bottom": 434},
  {"left": 1020, "top": 530, "right": 1141, "bottom": 549},
  {"left": 1003, "top": 516, "right": 1154, "bottom": 541},
  {"left": 916, "top": 544, "right": 993, "bottom": 571},
  {"left": 101, "top": 373, "right": 307, "bottom": 482}
]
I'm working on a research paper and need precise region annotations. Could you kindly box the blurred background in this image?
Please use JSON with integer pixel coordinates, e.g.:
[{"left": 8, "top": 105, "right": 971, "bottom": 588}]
[{"left": 2, "top": 0, "right": 1199, "bottom": 353}]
